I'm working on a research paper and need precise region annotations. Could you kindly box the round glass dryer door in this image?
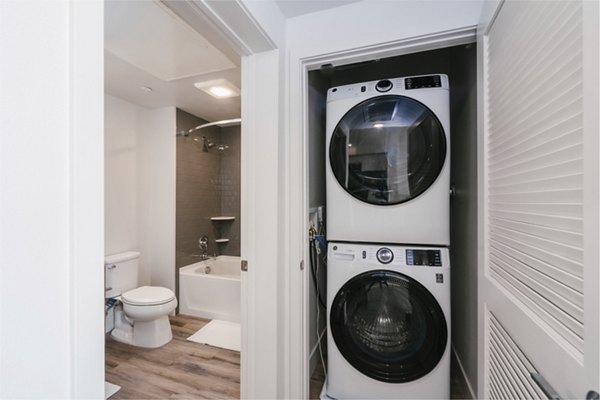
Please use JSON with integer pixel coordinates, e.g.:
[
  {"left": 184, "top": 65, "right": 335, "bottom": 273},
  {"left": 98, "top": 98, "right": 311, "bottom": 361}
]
[
  {"left": 330, "top": 95, "right": 446, "bottom": 205},
  {"left": 330, "top": 270, "right": 447, "bottom": 383}
]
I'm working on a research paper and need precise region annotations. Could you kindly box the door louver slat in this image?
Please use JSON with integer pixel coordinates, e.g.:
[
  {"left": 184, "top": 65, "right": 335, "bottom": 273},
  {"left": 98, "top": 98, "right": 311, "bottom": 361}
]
[
  {"left": 489, "top": 202, "right": 582, "bottom": 219},
  {"left": 489, "top": 118, "right": 581, "bottom": 165},
  {"left": 486, "top": 0, "right": 584, "bottom": 355},
  {"left": 490, "top": 240, "right": 583, "bottom": 293},
  {"left": 488, "top": 313, "right": 547, "bottom": 400},
  {"left": 490, "top": 266, "right": 583, "bottom": 348},
  {"left": 490, "top": 216, "right": 583, "bottom": 247}
]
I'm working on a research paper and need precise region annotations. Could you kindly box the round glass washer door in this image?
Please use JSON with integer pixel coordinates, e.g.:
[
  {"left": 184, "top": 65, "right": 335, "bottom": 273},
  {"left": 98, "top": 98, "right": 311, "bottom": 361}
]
[
  {"left": 330, "top": 270, "right": 448, "bottom": 383},
  {"left": 330, "top": 95, "right": 446, "bottom": 205}
]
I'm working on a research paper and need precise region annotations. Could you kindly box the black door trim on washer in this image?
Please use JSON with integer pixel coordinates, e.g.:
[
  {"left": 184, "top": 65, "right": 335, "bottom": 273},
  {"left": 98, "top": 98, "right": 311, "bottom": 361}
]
[{"left": 330, "top": 270, "right": 447, "bottom": 383}]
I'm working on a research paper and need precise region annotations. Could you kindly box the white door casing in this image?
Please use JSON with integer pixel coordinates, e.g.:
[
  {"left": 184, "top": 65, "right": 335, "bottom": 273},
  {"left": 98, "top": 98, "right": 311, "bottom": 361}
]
[
  {"left": 288, "top": 27, "right": 477, "bottom": 398},
  {"left": 477, "top": 1, "right": 599, "bottom": 398}
]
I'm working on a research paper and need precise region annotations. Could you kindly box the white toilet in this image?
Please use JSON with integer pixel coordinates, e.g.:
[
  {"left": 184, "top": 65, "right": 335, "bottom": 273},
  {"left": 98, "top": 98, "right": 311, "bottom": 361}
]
[{"left": 105, "top": 251, "right": 177, "bottom": 348}]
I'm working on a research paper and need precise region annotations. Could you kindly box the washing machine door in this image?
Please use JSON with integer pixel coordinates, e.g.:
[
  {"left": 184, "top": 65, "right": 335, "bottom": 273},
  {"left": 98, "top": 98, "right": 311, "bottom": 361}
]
[
  {"left": 330, "top": 95, "right": 446, "bottom": 205},
  {"left": 330, "top": 270, "right": 447, "bottom": 383}
]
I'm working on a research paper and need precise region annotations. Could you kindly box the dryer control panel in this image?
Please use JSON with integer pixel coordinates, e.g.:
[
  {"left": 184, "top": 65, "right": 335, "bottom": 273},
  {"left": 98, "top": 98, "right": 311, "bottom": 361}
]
[{"left": 326, "top": 73, "right": 449, "bottom": 103}]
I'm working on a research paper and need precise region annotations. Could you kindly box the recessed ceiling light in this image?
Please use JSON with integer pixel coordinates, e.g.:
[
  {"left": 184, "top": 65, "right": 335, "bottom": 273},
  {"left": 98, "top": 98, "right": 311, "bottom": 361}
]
[
  {"left": 140, "top": 86, "right": 153, "bottom": 92},
  {"left": 208, "top": 86, "right": 235, "bottom": 98},
  {"left": 194, "top": 79, "right": 240, "bottom": 99}
]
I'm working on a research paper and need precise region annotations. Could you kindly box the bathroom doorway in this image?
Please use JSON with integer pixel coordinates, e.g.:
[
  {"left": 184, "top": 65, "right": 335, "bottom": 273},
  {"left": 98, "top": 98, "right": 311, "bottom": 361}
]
[{"left": 103, "top": 1, "right": 251, "bottom": 398}]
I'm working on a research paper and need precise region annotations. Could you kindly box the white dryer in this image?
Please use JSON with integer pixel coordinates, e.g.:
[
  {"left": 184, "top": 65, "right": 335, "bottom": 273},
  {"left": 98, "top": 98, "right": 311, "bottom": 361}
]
[
  {"left": 326, "top": 242, "right": 450, "bottom": 399},
  {"left": 326, "top": 75, "right": 450, "bottom": 245}
]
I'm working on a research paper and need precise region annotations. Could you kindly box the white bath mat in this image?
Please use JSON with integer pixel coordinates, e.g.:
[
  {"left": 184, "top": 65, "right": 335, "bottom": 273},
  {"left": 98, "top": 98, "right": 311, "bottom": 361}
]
[
  {"left": 187, "top": 319, "right": 240, "bottom": 352},
  {"left": 105, "top": 381, "right": 120, "bottom": 399}
]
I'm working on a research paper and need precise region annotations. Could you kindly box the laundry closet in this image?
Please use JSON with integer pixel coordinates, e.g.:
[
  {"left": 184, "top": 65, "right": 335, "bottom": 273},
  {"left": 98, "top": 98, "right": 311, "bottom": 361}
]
[{"left": 306, "top": 43, "right": 478, "bottom": 398}]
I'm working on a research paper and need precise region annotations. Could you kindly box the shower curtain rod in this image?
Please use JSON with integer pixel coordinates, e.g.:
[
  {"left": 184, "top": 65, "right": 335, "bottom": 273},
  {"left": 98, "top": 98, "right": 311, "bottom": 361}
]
[{"left": 177, "top": 118, "right": 241, "bottom": 136}]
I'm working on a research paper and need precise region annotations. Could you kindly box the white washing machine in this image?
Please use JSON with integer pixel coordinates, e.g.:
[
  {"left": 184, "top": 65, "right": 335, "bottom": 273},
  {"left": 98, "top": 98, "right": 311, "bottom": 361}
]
[
  {"left": 326, "top": 75, "right": 450, "bottom": 245},
  {"left": 326, "top": 242, "right": 450, "bottom": 399}
]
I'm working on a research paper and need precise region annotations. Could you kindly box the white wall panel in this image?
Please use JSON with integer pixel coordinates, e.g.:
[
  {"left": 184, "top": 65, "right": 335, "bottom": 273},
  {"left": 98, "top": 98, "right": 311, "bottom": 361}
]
[
  {"left": 105, "top": 96, "right": 176, "bottom": 289},
  {"left": 138, "top": 106, "right": 177, "bottom": 291}
]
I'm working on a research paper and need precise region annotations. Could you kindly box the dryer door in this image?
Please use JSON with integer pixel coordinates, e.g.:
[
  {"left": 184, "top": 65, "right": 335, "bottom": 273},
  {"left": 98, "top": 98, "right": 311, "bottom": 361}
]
[
  {"left": 330, "top": 270, "right": 447, "bottom": 383},
  {"left": 329, "top": 95, "right": 446, "bottom": 205}
]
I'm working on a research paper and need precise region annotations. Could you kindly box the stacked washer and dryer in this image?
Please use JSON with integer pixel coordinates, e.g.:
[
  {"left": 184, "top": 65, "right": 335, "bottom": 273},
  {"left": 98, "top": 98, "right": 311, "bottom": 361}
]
[{"left": 325, "top": 75, "right": 451, "bottom": 399}]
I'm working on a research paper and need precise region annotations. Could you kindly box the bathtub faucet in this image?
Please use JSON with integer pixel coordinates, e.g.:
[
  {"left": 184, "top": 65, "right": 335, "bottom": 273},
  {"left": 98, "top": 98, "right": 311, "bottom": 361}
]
[{"left": 196, "top": 236, "right": 209, "bottom": 260}]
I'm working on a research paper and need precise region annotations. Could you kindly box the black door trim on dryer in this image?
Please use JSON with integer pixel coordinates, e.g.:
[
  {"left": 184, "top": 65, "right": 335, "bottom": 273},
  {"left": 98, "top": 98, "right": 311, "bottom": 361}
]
[{"left": 329, "top": 95, "right": 446, "bottom": 206}]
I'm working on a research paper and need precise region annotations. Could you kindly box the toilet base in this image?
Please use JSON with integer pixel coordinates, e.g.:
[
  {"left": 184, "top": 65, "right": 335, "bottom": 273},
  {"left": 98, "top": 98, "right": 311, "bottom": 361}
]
[{"left": 111, "top": 304, "right": 174, "bottom": 348}]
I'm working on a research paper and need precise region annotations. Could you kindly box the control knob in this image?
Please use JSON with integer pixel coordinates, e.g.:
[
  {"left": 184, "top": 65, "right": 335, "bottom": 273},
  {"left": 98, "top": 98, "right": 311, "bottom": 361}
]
[
  {"left": 376, "top": 247, "right": 394, "bottom": 264},
  {"left": 375, "top": 79, "right": 393, "bottom": 93}
]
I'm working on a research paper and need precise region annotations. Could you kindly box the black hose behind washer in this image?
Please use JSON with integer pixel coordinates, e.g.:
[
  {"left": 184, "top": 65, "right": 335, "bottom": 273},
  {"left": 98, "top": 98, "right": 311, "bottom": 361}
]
[{"left": 309, "top": 238, "right": 327, "bottom": 309}]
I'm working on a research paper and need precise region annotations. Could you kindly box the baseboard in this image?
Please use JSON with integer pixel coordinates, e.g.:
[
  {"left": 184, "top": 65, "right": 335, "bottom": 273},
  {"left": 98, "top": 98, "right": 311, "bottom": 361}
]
[
  {"left": 310, "top": 328, "right": 327, "bottom": 375},
  {"left": 452, "top": 345, "right": 476, "bottom": 399}
]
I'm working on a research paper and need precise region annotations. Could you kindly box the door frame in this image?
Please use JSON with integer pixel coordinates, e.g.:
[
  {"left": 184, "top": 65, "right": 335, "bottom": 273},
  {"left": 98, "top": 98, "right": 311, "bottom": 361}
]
[
  {"left": 160, "top": 2, "right": 283, "bottom": 398},
  {"left": 286, "top": 26, "right": 477, "bottom": 398},
  {"left": 70, "top": 1, "right": 283, "bottom": 398},
  {"left": 476, "top": 2, "right": 502, "bottom": 397}
]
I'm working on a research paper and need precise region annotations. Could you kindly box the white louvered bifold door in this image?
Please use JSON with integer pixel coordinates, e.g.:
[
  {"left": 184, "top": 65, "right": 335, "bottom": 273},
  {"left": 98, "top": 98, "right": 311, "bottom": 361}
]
[{"left": 477, "top": 1, "right": 599, "bottom": 399}]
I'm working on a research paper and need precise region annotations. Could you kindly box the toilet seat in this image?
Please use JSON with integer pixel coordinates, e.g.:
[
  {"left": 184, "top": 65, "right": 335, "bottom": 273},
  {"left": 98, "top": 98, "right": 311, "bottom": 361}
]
[{"left": 121, "top": 286, "right": 175, "bottom": 306}]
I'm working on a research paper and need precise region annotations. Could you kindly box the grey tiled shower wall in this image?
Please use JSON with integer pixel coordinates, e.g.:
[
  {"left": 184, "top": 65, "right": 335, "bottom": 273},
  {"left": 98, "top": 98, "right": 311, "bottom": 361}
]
[{"left": 175, "top": 109, "right": 241, "bottom": 278}]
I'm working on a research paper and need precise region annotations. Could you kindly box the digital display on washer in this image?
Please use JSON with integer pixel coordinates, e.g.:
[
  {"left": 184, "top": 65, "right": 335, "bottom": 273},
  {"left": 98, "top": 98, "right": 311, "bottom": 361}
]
[
  {"left": 406, "top": 249, "right": 442, "bottom": 266},
  {"left": 405, "top": 75, "right": 442, "bottom": 90}
]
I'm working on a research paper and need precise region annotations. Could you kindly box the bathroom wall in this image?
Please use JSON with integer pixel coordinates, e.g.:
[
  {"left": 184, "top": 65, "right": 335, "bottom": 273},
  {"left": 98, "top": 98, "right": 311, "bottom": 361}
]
[
  {"left": 105, "top": 94, "right": 176, "bottom": 291},
  {"left": 138, "top": 107, "right": 177, "bottom": 291},
  {"left": 175, "top": 110, "right": 241, "bottom": 292},
  {"left": 218, "top": 125, "right": 241, "bottom": 255},
  {"left": 105, "top": 95, "right": 139, "bottom": 261},
  {"left": 176, "top": 109, "right": 221, "bottom": 271}
]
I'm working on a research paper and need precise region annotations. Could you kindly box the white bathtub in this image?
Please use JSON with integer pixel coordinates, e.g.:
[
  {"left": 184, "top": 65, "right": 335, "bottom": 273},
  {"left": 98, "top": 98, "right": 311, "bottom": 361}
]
[{"left": 179, "top": 256, "right": 240, "bottom": 322}]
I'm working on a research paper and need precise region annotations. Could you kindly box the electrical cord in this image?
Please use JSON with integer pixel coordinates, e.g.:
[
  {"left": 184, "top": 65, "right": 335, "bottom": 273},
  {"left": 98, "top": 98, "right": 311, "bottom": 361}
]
[
  {"left": 309, "top": 236, "right": 327, "bottom": 309},
  {"left": 309, "top": 223, "right": 328, "bottom": 380}
]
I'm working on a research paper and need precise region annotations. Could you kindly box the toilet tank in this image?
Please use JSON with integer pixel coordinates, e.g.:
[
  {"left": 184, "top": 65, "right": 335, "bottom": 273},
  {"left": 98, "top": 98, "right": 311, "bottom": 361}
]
[{"left": 105, "top": 251, "right": 140, "bottom": 298}]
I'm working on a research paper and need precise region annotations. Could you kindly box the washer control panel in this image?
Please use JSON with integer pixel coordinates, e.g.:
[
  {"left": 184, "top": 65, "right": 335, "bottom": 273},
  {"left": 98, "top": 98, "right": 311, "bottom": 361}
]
[
  {"left": 330, "top": 243, "right": 449, "bottom": 268},
  {"left": 406, "top": 249, "right": 442, "bottom": 266}
]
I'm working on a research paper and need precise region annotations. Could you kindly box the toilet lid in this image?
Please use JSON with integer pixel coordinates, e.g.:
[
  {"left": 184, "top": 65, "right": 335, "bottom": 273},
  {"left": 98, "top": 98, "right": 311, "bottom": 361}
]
[{"left": 121, "top": 286, "right": 175, "bottom": 306}]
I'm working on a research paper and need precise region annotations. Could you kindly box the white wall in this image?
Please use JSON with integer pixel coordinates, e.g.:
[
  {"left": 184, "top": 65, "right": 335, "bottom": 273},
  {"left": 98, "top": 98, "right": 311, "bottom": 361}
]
[
  {"left": 286, "top": 1, "right": 483, "bottom": 57},
  {"left": 137, "top": 107, "right": 177, "bottom": 291},
  {"left": 104, "top": 95, "right": 176, "bottom": 290},
  {"left": 105, "top": 96, "right": 139, "bottom": 257},
  {"left": 0, "top": 1, "right": 104, "bottom": 398},
  {"left": 239, "top": 0, "right": 285, "bottom": 49}
]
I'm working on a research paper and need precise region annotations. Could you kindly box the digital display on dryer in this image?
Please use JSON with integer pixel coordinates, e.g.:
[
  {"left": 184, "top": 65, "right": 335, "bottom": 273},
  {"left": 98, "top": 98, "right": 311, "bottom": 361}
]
[
  {"left": 406, "top": 249, "right": 442, "bottom": 266},
  {"left": 405, "top": 75, "right": 442, "bottom": 90}
]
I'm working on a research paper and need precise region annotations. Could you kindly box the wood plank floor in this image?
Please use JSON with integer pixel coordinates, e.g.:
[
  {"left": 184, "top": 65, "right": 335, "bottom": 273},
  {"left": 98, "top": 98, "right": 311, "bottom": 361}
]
[
  {"left": 105, "top": 314, "right": 240, "bottom": 399},
  {"left": 108, "top": 315, "right": 470, "bottom": 400}
]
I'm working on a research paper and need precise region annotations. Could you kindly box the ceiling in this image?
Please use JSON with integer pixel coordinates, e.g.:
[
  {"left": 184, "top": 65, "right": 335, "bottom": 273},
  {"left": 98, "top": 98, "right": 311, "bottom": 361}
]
[
  {"left": 104, "top": 1, "right": 241, "bottom": 122},
  {"left": 104, "top": 1, "right": 363, "bottom": 122},
  {"left": 275, "top": 0, "right": 362, "bottom": 18}
]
